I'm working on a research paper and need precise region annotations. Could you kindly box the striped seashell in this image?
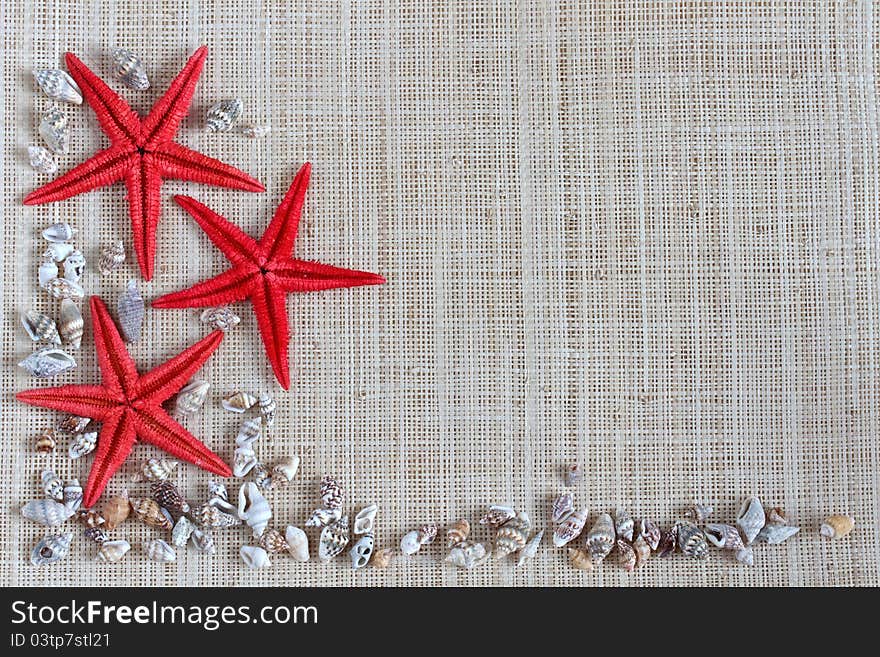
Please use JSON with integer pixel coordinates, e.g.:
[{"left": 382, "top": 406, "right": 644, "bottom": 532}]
[
  {"left": 617, "top": 539, "right": 636, "bottom": 572},
  {"left": 349, "top": 534, "right": 374, "bottom": 570},
  {"left": 83, "top": 526, "right": 109, "bottom": 544},
  {"left": 19, "top": 347, "right": 76, "bottom": 378},
  {"left": 35, "top": 428, "right": 57, "bottom": 453},
  {"left": 614, "top": 508, "right": 634, "bottom": 542},
  {"left": 42, "top": 222, "right": 77, "bottom": 243},
  {"left": 68, "top": 431, "right": 97, "bottom": 459},
  {"left": 111, "top": 48, "right": 149, "bottom": 90},
  {"left": 704, "top": 523, "right": 745, "bottom": 551},
  {"left": 585, "top": 513, "right": 615, "bottom": 563},
  {"left": 130, "top": 497, "right": 173, "bottom": 530},
  {"left": 677, "top": 522, "right": 709, "bottom": 560},
  {"left": 33, "top": 69, "right": 82, "bottom": 103},
  {"left": 258, "top": 392, "right": 276, "bottom": 428},
  {"left": 39, "top": 106, "right": 70, "bottom": 154},
  {"left": 46, "top": 277, "right": 84, "bottom": 300},
  {"left": 40, "top": 469, "right": 64, "bottom": 501},
  {"left": 223, "top": 390, "right": 257, "bottom": 414},
  {"left": 417, "top": 524, "right": 438, "bottom": 545},
  {"left": 190, "top": 528, "right": 216, "bottom": 554},
  {"left": 353, "top": 503, "right": 378, "bottom": 535},
  {"left": 44, "top": 242, "right": 75, "bottom": 262},
  {"left": 240, "top": 545, "right": 270, "bottom": 569},
  {"left": 150, "top": 481, "right": 190, "bottom": 517},
  {"left": 21, "top": 499, "right": 73, "bottom": 526},
  {"left": 197, "top": 503, "right": 241, "bottom": 529},
  {"left": 318, "top": 516, "right": 350, "bottom": 561},
  {"left": 553, "top": 507, "right": 587, "bottom": 547},
  {"left": 200, "top": 305, "right": 240, "bottom": 331},
  {"left": 234, "top": 123, "right": 270, "bottom": 139},
  {"left": 171, "top": 516, "right": 195, "bottom": 547},
  {"left": 633, "top": 534, "right": 651, "bottom": 567},
  {"left": 31, "top": 533, "right": 74, "bottom": 566},
  {"left": 144, "top": 538, "right": 176, "bottom": 562},
  {"left": 446, "top": 540, "right": 487, "bottom": 569},
  {"left": 446, "top": 519, "right": 470, "bottom": 548},
  {"left": 62, "top": 479, "right": 83, "bottom": 511},
  {"left": 320, "top": 475, "right": 344, "bottom": 510},
  {"left": 567, "top": 547, "right": 594, "bottom": 571},
  {"left": 516, "top": 530, "right": 544, "bottom": 567},
  {"left": 117, "top": 280, "right": 144, "bottom": 342},
  {"left": 551, "top": 493, "right": 574, "bottom": 523},
  {"left": 76, "top": 508, "right": 105, "bottom": 528},
  {"left": 98, "top": 241, "right": 125, "bottom": 275},
  {"left": 57, "top": 415, "right": 90, "bottom": 435},
  {"left": 174, "top": 379, "right": 210, "bottom": 415},
  {"left": 22, "top": 310, "right": 61, "bottom": 344},
  {"left": 96, "top": 540, "right": 131, "bottom": 563},
  {"left": 305, "top": 507, "right": 342, "bottom": 528},
  {"left": 206, "top": 98, "right": 242, "bottom": 132},
  {"left": 132, "top": 458, "right": 179, "bottom": 482},
  {"left": 494, "top": 511, "right": 530, "bottom": 560},
  {"left": 59, "top": 299, "right": 84, "bottom": 349},
  {"left": 285, "top": 526, "right": 309, "bottom": 562},
  {"left": 63, "top": 251, "right": 86, "bottom": 283},
  {"left": 820, "top": 515, "right": 855, "bottom": 539},
  {"left": 272, "top": 455, "right": 299, "bottom": 483},
  {"left": 655, "top": 526, "right": 677, "bottom": 557},
  {"left": 479, "top": 504, "right": 516, "bottom": 528},
  {"left": 28, "top": 145, "right": 58, "bottom": 174},
  {"left": 259, "top": 528, "right": 290, "bottom": 554},
  {"left": 736, "top": 495, "right": 766, "bottom": 545},
  {"left": 102, "top": 490, "right": 130, "bottom": 530},
  {"left": 371, "top": 547, "right": 394, "bottom": 569},
  {"left": 39, "top": 259, "right": 59, "bottom": 288}
]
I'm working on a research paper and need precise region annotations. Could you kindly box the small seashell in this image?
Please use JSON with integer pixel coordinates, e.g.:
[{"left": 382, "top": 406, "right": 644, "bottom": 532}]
[
  {"left": 172, "top": 516, "right": 195, "bottom": 547},
  {"left": 353, "top": 504, "right": 379, "bottom": 535},
  {"left": 614, "top": 508, "right": 634, "bottom": 542},
  {"left": 350, "top": 533, "right": 374, "bottom": 569},
  {"left": 117, "top": 280, "right": 144, "bottom": 342},
  {"left": 633, "top": 534, "right": 651, "bottom": 567},
  {"left": 223, "top": 391, "right": 257, "bottom": 413},
  {"left": 756, "top": 524, "right": 800, "bottom": 545},
  {"left": 62, "top": 479, "right": 83, "bottom": 511},
  {"left": 96, "top": 540, "right": 131, "bottom": 563},
  {"left": 238, "top": 482, "right": 272, "bottom": 538},
  {"left": 44, "top": 242, "right": 75, "bottom": 261},
  {"left": 553, "top": 507, "right": 588, "bottom": 547},
  {"left": 102, "top": 489, "right": 130, "bottom": 530},
  {"left": 677, "top": 521, "right": 709, "bottom": 560},
  {"left": 132, "top": 458, "right": 179, "bottom": 482},
  {"left": 766, "top": 507, "right": 788, "bottom": 525},
  {"left": 446, "top": 519, "right": 470, "bottom": 548},
  {"left": 111, "top": 48, "right": 149, "bottom": 90},
  {"left": 516, "top": 530, "right": 544, "bottom": 567},
  {"left": 144, "top": 538, "right": 176, "bottom": 562},
  {"left": 39, "top": 106, "right": 70, "bottom": 154},
  {"left": 68, "top": 430, "right": 97, "bottom": 459},
  {"left": 234, "top": 417, "right": 262, "bottom": 448},
  {"left": 39, "top": 259, "right": 59, "bottom": 288},
  {"left": 19, "top": 346, "right": 77, "bottom": 378},
  {"left": 494, "top": 511, "right": 531, "bottom": 560},
  {"left": 76, "top": 508, "right": 105, "bottom": 528},
  {"left": 233, "top": 449, "right": 258, "bottom": 478},
  {"left": 98, "top": 241, "right": 125, "bottom": 275},
  {"left": 22, "top": 310, "right": 61, "bottom": 344},
  {"left": 150, "top": 481, "right": 190, "bottom": 517},
  {"left": 259, "top": 528, "right": 290, "bottom": 554},
  {"left": 251, "top": 463, "right": 273, "bottom": 490},
  {"left": 42, "top": 222, "right": 77, "bottom": 243},
  {"left": 735, "top": 547, "right": 754, "bottom": 566},
  {"left": 371, "top": 547, "right": 394, "bottom": 568},
  {"left": 564, "top": 464, "right": 582, "bottom": 487},
  {"left": 687, "top": 503, "right": 714, "bottom": 523},
  {"left": 736, "top": 495, "right": 766, "bottom": 545},
  {"left": 585, "top": 513, "right": 616, "bottom": 563},
  {"left": 58, "top": 299, "right": 84, "bottom": 349},
  {"left": 57, "top": 415, "right": 90, "bottom": 435},
  {"left": 46, "top": 277, "right": 84, "bottom": 300},
  {"left": 35, "top": 428, "right": 57, "bottom": 453},
  {"left": 40, "top": 469, "right": 63, "bottom": 501},
  {"left": 637, "top": 519, "right": 661, "bottom": 551},
  {"left": 130, "top": 497, "right": 173, "bottom": 530},
  {"left": 83, "top": 526, "right": 109, "bottom": 544},
  {"left": 617, "top": 539, "right": 636, "bottom": 572},
  {"left": 285, "top": 526, "right": 309, "bottom": 562},
  {"left": 257, "top": 393, "right": 276, "bottom": 428},
  {"left": 200, "top": 305, "right": 241, "bottom": 331},
  {"left": 28, "top": 145, "right": 58, "bottom": 174},
  {"left": 190, "top": 528, "right": 216, "bottom": 554},
  {"left": 234, "top": 123, "right": 271, "bottom": 139},
  {"left": 446, "top": 541, "right": 488, "bottom": 569},
  {"left": 320, "top": 475, "right": 344, "bottom": 510},
  {"left": 207, "top": 481, "right": 231, "bottom": 506},
  {"left": 240, "top": 545, "right": 271, "bottom": 569},
  {"left": 551, "top": 493, "right": 574, "bottom": 524},
  {"left": 568, "top": 547, "right": 594, "bottom": 571},
  {"left": 63, "top": 251, "right": 86, "bottom": 283},
  {"left": 319, "top": 516, "right": 350, "bottom": 561},
  {"left": 704, "top": 523, "right": 745, "bottom": 550},
  {"left": 820, "top": 515, "right": 855, "bottom": 539},
  {"left": 656, "top": 526, "right": 677, "bottom": 558},
  {"left": 174, "top": 379, "right": 211, "bottom": 415},
  {"left": 197, "top": 503, "right": 241, "bottom": 529},
  {"left": 272, "top": 455, "right": 299, "bottom": 483},
  {"left": 479, "top": 504, "right": 516, "bottom": 528},
  {"left": 305, "top": 507, "right": 342, "bottom": 528},
  {"left": 418, "top": 524, "right": 438, "bottom": 545},
  {"left": 31, "top": 533, "right": 73, "bottom": 566},
  {"left": 33, "top": 69, "right": 82, "bottom": 104},
  {"left": 206, "top": 98, "right": 243, "bottom": 132},
  {"left": 400, "top": 530, "right": 423, "bottom": 556},
  {"left": 21, "top": 499, "right": 73, "bottom": 526}
]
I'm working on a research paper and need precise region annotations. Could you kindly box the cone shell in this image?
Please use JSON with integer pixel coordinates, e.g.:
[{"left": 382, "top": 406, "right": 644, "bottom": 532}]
[
  {"left": 553, "top": 507, "right": 587, "bottom": 547},
  {"left": 96, "top": 540, "right": 130, "bottom": 563},
  {"left": 28, "top": 145, "right": 57, "bottom": 174},
  {"left": 102, "top": 490, "right": 130, "bottom": 530},
  {"left": 446, "top": 541, "right": 487, "bottom": 569},
  {"left": 111, "top": 48, "right": 149, "bottom": 90},
  {"left": 614, "top": 508, "right": 634, "bottom": 542},
  {"left": 349, "top": 534, "right": 374, "bottom": 569},
  {"left": 568, "top": 547, "right": 594, "bottom": 571},
  {"left": 31, "top": 533, "right": 73, "bottom": 566},
  {"left": 200, "top": 305, "right": 240, "bottom": 331},
  {"left": 39, "top": 106, "right": 70, "bottom": 154},
  {"left": 353, "top": 503, "right": 378, "bottom": 535},
  {"left": 190, "top": 528, "right": 216, "bottom": 554},
  {"left": 638, "top": 519, "right": 661, "bottom": 551},
  {"left": 223, "top": 391, "right": 257, "bottom": 413},
  {"left": 259, "top": 528, "right": 290, "bottom": 554},
  {"left": 117, "top": 280, "right": 144, "bottom": 342},
  {"left": 240, "top": 545, "right": 271, "bottom": 569},
  {"left": 197, "top": 503, "right": 241, "bottom": 529},
  {"left": 41, "top": 469, "right": 63, "bottom": 501},
  {"left": 585, "top": 513, "right": 616, "bottom": 563},
  {"left": 172, "top": 516, "right": 195, "bottom": 547},
  {"left": 98, "top": 241, "right": 125, "bottom": 275},
  {"left": 736, "top": 495, "right": 766, "bottom": 545},
  {"left": 320, "top": 475, "right": 344, "bottom": 509},
  {"left": 820, "top": 515, "right": 855, "bottom": 539},
  {"left": 371, "top": 547, "right": 394, "bottom": 569},
  {"left": 21, "top": 499, "right": 73, "bottom": 526},
  {"left": 237, "top": 482, "right": 272, "bottom": 538},
  {"left": 130, "top": 497, "right": 173, "bottom": 530},
  {"left": 617, "top": 539, "right": 636, "bottom": 572},
  {"left": 33, "top": 69, "right": 82, "bottom": 103},
  {"left": 479, "top": 504, "right": 515, "bottom": 528},
  {"left": 58, "top": 299, "right": 84, "bottom": 349},
  {"left": 22, "top": 310, "right": 61, "bottom": 344},
  {"left": 318, "top": 515, "right": 350, "bottom": 561},
  {"left": 677, "top": 522, "right": 709, "bottom": 560},
  {"left": 42, "top": 222, "right": 77, "bottom": 243},
  {"left": 68, "top": 431, "right": 97, "bottom": 459},
  {"left": 446, "top": 519, "right": 470, "bottom": 548},
  {"left": 285, "top": 526, "right": 309, "bottom": 562},
  {"left": 206, "top": 98, "right": 243, "bottom": 132},
  {"left": 551, "top": 493, "right": 574, "bottom": 523},
  {"left": 494, "top": 511, "right": 531, "bottom": 560},
  {"left": 516, "top": 530, "right": 544, "bottom": 567},
  {"left": 150, "top": 481, "right": 190, "bottom": 516},
  {"left": 133, "top": 458, "right": 179, "bottom": 482},
  {"left": 19, "top": 347, "right": 77, "bottom": 378},
  {"left": 633, "top": 534, "right": 651, "bottom": 567},
  {"left": 144, "top": 538, "right": 176, "bottom": 562},
  {"left": 35, "top": 428, "right": 57, "bottom": 453},
  {"left": 704, "top": 523, "right": 745, "bottom": 551}
]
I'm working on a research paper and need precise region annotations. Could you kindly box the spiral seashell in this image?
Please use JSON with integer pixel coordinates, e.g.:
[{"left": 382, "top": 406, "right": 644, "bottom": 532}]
[
  {"left": 479, "top": 504, "right": 515, "bottom": 528},
  {"left": 252, "top": 463, "right": 273, "bottom": 490},
  {"left": 617, "top": 539, "right": 636, "bottom": 572},
  {"left": 446, "top": 519, "right": 470, "bottom": 548},
  {"left": 614, "top": 508, "right": 634, "bottom": 542},
  {"left": 41, "top": 222, "right": 77, "bottom": 243},
  {"left": 371, "top": 547, "right": 394, "bottom": 568},
  {"left": 353, "top": 504, "right": 378, "bottom": 535},
  {"left": 400, "top": 530, "right": 423, "bottom": 556},
  {"left": 39, "top": 259, "right": 59, "bottom": 288},
  {"left": 200, "top": 305, "right": 240, "bottom": 331},
  {"left": 130, "top": 497, "right": 173, "bottom": 530},
  {"left": 132, "top": 458, "right": 179, "bottom": 482},
  {"left": 96, "top": 540, "right": 130, "bottom": 563},
  {"left": 320, "top": 475, "right": 344, "bottom": 510},
  {"left": 63, "top": 251, "right": 86, "bottom": 283},
  {"left": 57, "top": 415, "right": 90, "bottom": 435},
  {"left": 350, "top": 534, "right": 374, "bottom": 569},
  {"left": 820, "top": 515, "right": 854, "bottom": 539},
  {"left": 633, "top": 534, "right": 651, "bottom": 567},
  {"left": 240, "top": 545, "right": 271, "bottom": 569},
  {"left": 111, "top": 48, "right": 149, "bottom": 90},
  {"left": 22, "top": 310, "right": 61, "bottom": 344},
  {"left": 44, "top": 242, "right": 75, "bottom": 262},
  {"left": 207, "top": 480, "right": 230, "bottom": 505},
  {"left": 21, "top": 499, "right": 73, "bottom": 526},
  {"left": 102, "top": 489, "right": 130, "bottom": 530},
  {"left": 35, "top": 428, "right": 57, "bottom": 453},
  {"left": 551, "top": 493, "right": 574, "bottom": 524},
  {"left": 305, "top": 507, "right": 342, "bottom": 528},
  {"left": 98, "top": 241, "right": 125, "bottom": 275},
  {"left": 31, "top": 533, "right": 73, "bottom": 566},
  {"left": 756, "top": 524, "right": 800, "bottom": 545},
  {"left": 206, "top": 98, "right": 243, "bottom": 132},
  {"left": 238, "top": 482, "right": 272, "bottom": 538},
  {"left": 197, "top": 503, "right": 241, "bottom": 529},
  {"left": 568, "top": 547, "right": 594, "bottom": 571},
  {"left": 116, "top": 280, "right": 144, "bottom": 342},
  {"left": 173, "top": 378, "right": 210, "bottom": 416},
  {"left": 76, "top": 508, "right": 105, "bottom": 528},
  {"left": 28, "top": 145, "right": 58, "bottom": 174},
  {"left": 318, "top": 516, "right": 350, "bottom": 561},
  {"left": 553, "top": 507, "right": 588, "bottom": 547},
  {"left": 84, "top": 526, "right": 109, "bottom": 544},
  {"left": 234, "top": 123, "right": 271, "bottom": 139},
  {"left": 62, "top": 479, "right": 83, "bottom": 511},
  {"left": 190, "top": 528, "right": 216, "bottom": 554},
  {"left": 586, "top": 513, "right": 616, "bottom": 563},
  {"left": 47, "top": 277, "right": 84, "bottom": 301},
  {"left": 704, "top": 523, "right": 745, "bottom": 550},
  {"left": 687, "top": 503, "right": 713, "bottom": 523},
  {"left": 150, "top": 481, "right": 190, "bottom": 517},
  {"left": 223, "top": 391, "right": 257, "bottom": 413},
  {"left": 285, "top": 526, "right": 309, "bottom": 562},
  {"left": 19, "top": 347, "right": 76, "bottom": 378},
  {"left": 257, "top": 393, "right": 276, "bottom": 428},
  {"left": 418, "top": 524, "right": 438, "bottom": 545},
  {"left": 171, "top": 516, "right": 195, "bottom": 547},
  {"left": 144, "top": 538, "right": 176, "bottom": 562},
  {"left": 272, "top": 455, "right": 299, "bottom": 483},
  {"left": 446, "top": 540, "right": 487, "bottom": 569},
  {"left": 494, "top": 511, "right": 531, "bottom": 560},
  {"left": 41, "top": 468, "right": 64, "bottom": 501},
  {"left": 235, "top": 417, "right": 262, "bottom": 448},
  {"left": 677, "top": 521, "right": 709, "bottom": 560},
  {"left": 58, "top": 299, "right": 84, "bottom": 349},
  {"left": 68, "top": 431, "right": 97, "bottom": 459},
  {"left": 516, "top": 530, "right": 544, "bottom": 567},
  {"left": 564, "top": 464, "right": 582, "bottom": 487},
  {"left": 637, "top": 518, "right": 661, "bottom": 551},
  {"left": 39, "top": 106, "right": 70, "bottom": 154},
  {"left": 735, "top": 495, "right": 766, "bottom": 545},
  {"left": 33, "top": 69, "right": 82, "bottom": 103}
]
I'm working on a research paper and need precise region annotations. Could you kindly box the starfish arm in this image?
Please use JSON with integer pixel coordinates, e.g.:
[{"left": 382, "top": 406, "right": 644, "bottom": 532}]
[
  {"left": 259, "top": 162, "right": 310, "bottom": 260},
  {"left": 173, "top": 195, "right": 260, "bottom": 265},
  {"left": 136, "top": 330, "right": 223, "bottom": 405},
  {"left": 152, "top": 267, "right": 255, "bottom": 308},
  {"left": 273, "top": 258, "right": 387, "bottom": 292},
  {"left": 125, "top": 156, "right": 164, "bottom": 280},
  {"left": 16, "top": 385, "right": 120, "bottom": 421},
  {"left": 153, "top": 142, "right": 264, "bottom": 192},
  {"left": 82, "top": 408, "right": 137, "bottom": 507},
  {"left": 252, "top": 274, "right": 291, "bottom": 389},
  {"left": 134, "top": 407, "right": 232, "bottom": 477},
  {"left": 23, "top": 147, "right": 135, "bottom": 205},
  {"left": 65, "top": 53, "right": 141, "bottom": 146},
  {"left": 90, "top": 296, "right": 140, "bottom": 396},
  {"left": 141, "top": 46, "right": 208, "bottom": 148}
]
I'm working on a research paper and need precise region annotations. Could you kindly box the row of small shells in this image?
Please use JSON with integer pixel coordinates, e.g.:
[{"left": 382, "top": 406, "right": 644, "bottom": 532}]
[{"left": 205, "top": 97, "right": 268, "bottom": 138}]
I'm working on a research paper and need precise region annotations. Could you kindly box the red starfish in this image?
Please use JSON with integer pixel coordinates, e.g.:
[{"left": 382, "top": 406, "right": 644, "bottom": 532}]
[
  {"left": 17, "top": 296, "right": 231, "bottom": 507},
  {"left": 24, "top": 46, "right": 264, "bottom": 281},
  {"left": 153, "top": 163, "right": 385, "bottom": 389}
]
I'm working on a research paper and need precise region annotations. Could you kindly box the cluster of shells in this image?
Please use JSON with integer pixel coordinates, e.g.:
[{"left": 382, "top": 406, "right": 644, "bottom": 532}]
[
  {"left": 220, "top": 391, "right": 285, "bottom": 491},
  {"left": 205, "top": 97, "right": 269, "bottom": 138}
]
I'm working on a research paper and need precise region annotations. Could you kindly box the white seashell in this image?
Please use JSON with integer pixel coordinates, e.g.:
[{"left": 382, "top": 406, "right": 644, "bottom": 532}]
[
  {"left": 553, "top": 507, "right": 588, "bottom": 547},
  {"left": 704, "top": 523, "right": 745, "bottom": 551},
  {"left": 225, "top": 392, "right": 258, "bottom": 414},
  {"left": 111, "top": 48, "right": 149, "bottom": 90},
  {"left": 58, "top": 299, "right": 84, "bottom": 349},
  {"left": 200, "top": 305, "right": 240, "bottom": 331},
  {"left": 197, "top": 503, "right": 241, "bottom": 529},
  {"left": 132, "top": 457, "right": 179, "bottom": 482},
  {"left": 235, "top": 417, "right": 262, "bottom": 447},
  {"left": 551, "top": 493, "right": 574, "bottom": 523},
  {"left": 31, "top": 532, "right": 73, "bottom": 566},
  {"left": 171, "top": 516, "right": 195, "bottom": 547},
  {"left": 19, "top": 347, "right": 77, "bottom": 378},
  {"left": 400, "top": 530, "right": 423, "bottom": 556},
  {"left": 28, "top": 145, "right": 58, "bottom": 175},
  {"left": 42, "top": 222, "right": 77, "bottom": 243},
  {"left": 34, "top": 69, "right": 82, "bottom": 104},
  {"left": 207, "top": 480, "right": 229, "bottom": 503},
  {"left": 190, "top": 528, "right": 216, "bottom": 554},
  {"left": 756, "top": 524, "right": 800, "bottom": 545},
  {"left": 285, "top": 526, "right": 309, "bottom": 562},
  {"left": 68, "top": 431, "right": 97, "bottom": 459},
  {"left": 446, "top": 541, "right": 487, "bottom": 569},
  {"left": 735, "top": 546, "right": 755, "bottom": 566},
  {"left": 144, "top": 538, "right": 176, "bottom": 562},
  {"left": 62, "top": 479, "right": 83, "bottom": 510},
  {"left": 41, "top": 469, "right": 64, "bottom": 501},
  {"left": 117, "top": 280, "right": 144, "bottom": 342},
  {"left": 39, "top": 260, "right": 59, "bottom": 288},
  {"left": 272, "top": 455, "right": 299, "bottom": 482},
  {"left": 353, "top": 503, "right": 378, "bottom": 535},
  {"left": 516, "top": 530, "right": 544, "bottom": 567},
  {"left": 240, "top": 545, "right": 271, "bottom": 569},
  {"left": 98, "top": 241, "right": 125, "bottom": 275},
  {"left": 206, "top": 98, "right": 243, "bottom": 132},
  {"left": 614, "top": 508, "right": 634, "bottom": 542},
  {"left": 21, "top": 499, "right": 74, "bottom": 526},
  {"left": 305, "top": 507, "right": 342, "bottom": 528},
  {"left": 479, "top": 504, "right": 516, "bottom": 528},
  {"left": 39, "top": 106, "right": 70, "bottom": 154},
  {"left": 46, "top": 277, "right": 84, "bottom": 300},
  {"left": 234, "top": 123, "right": 271, "bottom": 139},
  {"left": 232, "top": 448, "right": 258, "bottom": 478},
  {"left": 258, "top": 392, "right": 276, "bottom": 428},
  {"left": 22, "top": 310, "right": 61, "bottom": 344},
  {"left": 44, "top": 242, "right": 75, "bottom": 262},
  {"left": 96, "top": 540, "right": 131, "bottom": 563},
  {"left": 688, "top": 503, "right": 714, "bottom": 522},
  {"left": 318, "top": 516, "right": 350, "bottom": 561},
  {"left": 349, "top": 534, "right": 374, "bottom": 569},
  {"left": 736, "top": 495, "right": 766, "bottom": 545},
  {"left": 237, "top": 482, "right": 272, "bottom": 538},
  {"left": 174, "top": 379, "right": 210, "bottom": 415},
  {"left": 585, "top": 513, "right": 616, "bottom": 563},
  {"left": 63, "top": 251, "right": 86, "bottom": 283}
]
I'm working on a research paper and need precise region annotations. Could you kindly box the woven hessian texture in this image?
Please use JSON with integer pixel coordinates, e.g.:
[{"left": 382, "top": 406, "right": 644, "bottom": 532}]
[{"left": 3, "top": 1, "right": 879, "bottom": 586}]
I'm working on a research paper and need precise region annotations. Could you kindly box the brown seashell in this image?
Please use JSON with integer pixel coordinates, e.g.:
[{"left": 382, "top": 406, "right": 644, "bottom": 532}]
[
  {"left": 637, "top": 518, "right": 661, "bottom": 551},
  {"left": 585, "top": 513, "right": 615, "bottom": 563},
  {"left": 57, "top": 414, "right": 90, "bottom": 435},
  {"left": 766, "top": 507, "right": 788, "bottom": 525},
  {"left": 446, "top": 519, "right": 470, "bottom": 548},
  {"left": 704, "top": 523, "right": 745, "bottom": 551},
  {"left": 130, "top": 497, "right": 173, "bottom": 530},
  {"left": 84, "top": 526, "right": 109, "bottom": 544},
  {"left": 102, "top": 489, "right": 130, "bottom": 530},
  {"left": 35, "top": 428, "right": 57, "bottom": 453},
  {"left": 494, "top": 511, "right": 531, "bottom": 560},
  {"left": 371, "top": 547, "right": 395, "bottom": 569},
  {"left": 222, "top": 391, "right": 257, "bottom": 413},
  {"left": 568, "top": 547, "right": 594, "bottom": 571},
  {"left": 319, "top": 475, "right": 344, "bottom": 509},
  {"left": 633, "top": 534, "right": 651, "bottom": 567},
  {"left": 655, "top": 526, "right": 677, "bottom": 557},
  {"left": 820, "top": 515, "right": 855, "bottom": 539},
  {"left": 76, "top": 508, "right": 105, "bottom": 528},
  {"left": 259, "top": 528, "right": 290, "bottom": 554},
  {"left": 98, "top": 241, "right": 125, "bottom": 275},
  {"left": 617, "top": 539, "right": 636, "bottom": 572},
  {"left": 149, "top": 481, "right": 190, "bottom": 517},
  {"left": 479, "top": 504, "right": 515, "bottom": 528},
  {"left": 551, "top": 493, "right": 574, "bottom": 523},
  {"left": 197, "top": 503, "right": 241, "bottom": 529}
]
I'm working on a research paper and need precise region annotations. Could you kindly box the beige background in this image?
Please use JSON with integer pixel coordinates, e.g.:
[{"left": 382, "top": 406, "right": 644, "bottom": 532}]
[{"left": 2, "top": 0, "right": 878, "bottom": 586}]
